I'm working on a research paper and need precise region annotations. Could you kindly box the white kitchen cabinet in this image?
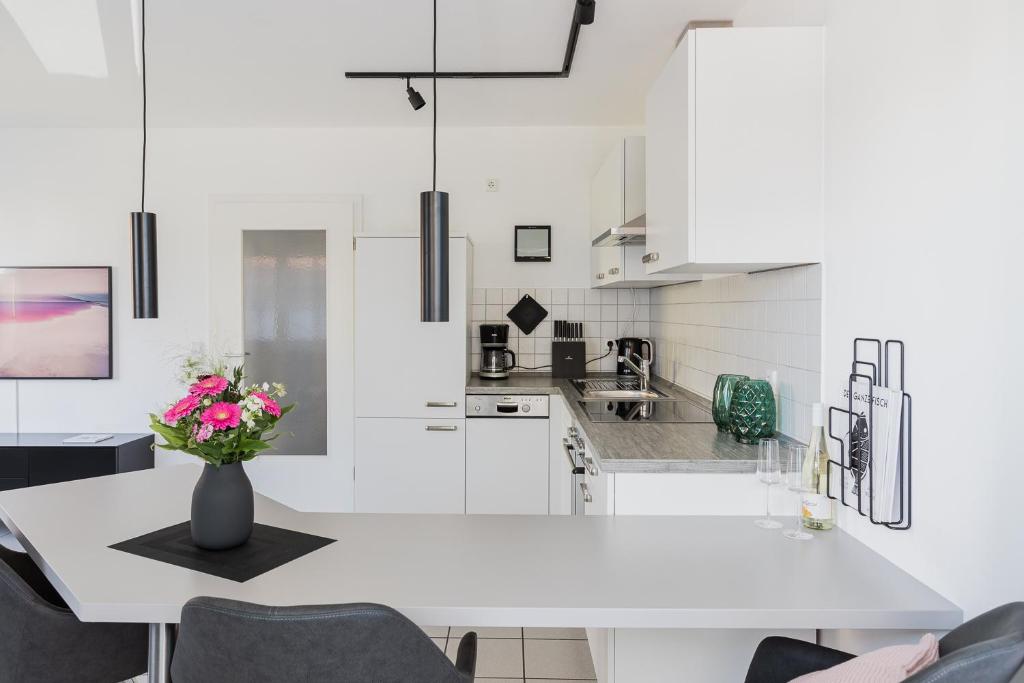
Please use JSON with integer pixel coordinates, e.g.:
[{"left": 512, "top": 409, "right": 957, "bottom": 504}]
[
  {"left": 354, "top": 235, "right": 470, "bottom": 419},
  {"left": 590, "top": 137, "right": 697, "bottom": 289},
  {"left": 591, "top": 244, "right": 698, "bottom": 289},
  {"left": 354, "top": 417, "right": 465, "bottom": 513},
  {"left": 466, "top": 418, "right": 549, "bottom": 515},
  {"left": 645, "top": 27, "right": 824, "bottom": 274},
  {"left": 591, "top": 137, "right": 645, "bottom": 241}
]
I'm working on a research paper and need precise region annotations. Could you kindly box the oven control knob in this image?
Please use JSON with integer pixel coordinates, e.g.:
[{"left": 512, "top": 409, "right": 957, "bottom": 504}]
[
  {"left": 522, "top": 404, "right": 531, "bottom": 413},
  {"left": 474, "top": 405, "right": 481, "bottom": 412}
]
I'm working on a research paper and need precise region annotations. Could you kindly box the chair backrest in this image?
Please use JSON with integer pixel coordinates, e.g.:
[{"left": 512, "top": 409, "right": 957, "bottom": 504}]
[
  {"left": 170, "top": 597, "right": 471, "bottom": 683},
  {"left": 905, "top": 602, "right": 1024, "bottom": 683},
  {"left": 0, "top": 545, "right": 67, "bottom": 609}
]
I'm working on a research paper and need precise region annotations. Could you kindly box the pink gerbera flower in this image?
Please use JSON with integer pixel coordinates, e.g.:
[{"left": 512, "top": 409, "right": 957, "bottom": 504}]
[
  {"left": 200, "top": 402, "right": 242, "bottom": 430},
  {"left": 163, "top": 394, "right": 201, "bottom": 426},
  {"left": 189, "top": 375, "right": 229, "bottom": 397},
  {"left": 250, "top": 391, "right": 282, "bottom": 417}
]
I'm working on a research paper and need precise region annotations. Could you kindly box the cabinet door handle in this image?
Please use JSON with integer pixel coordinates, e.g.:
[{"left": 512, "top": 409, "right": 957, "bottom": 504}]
[
  {"left": 596, "top": 273, "right": 605, "bottom": 280},
  {"left": 583, "top": 456, "right": 597, "bottom": 476},
  {"left": 641, "top": 252, "right": 660, "bottom": 264},
  {"left": 580, "top": 482, "right": 593, "bottom": 504},
  {"left": 425, "top": 401, "right": 457, "bottom": 408},
  {"left": 608, "top": 267, "right": 620, "bottom": 275},
  {"left": 425, "top": 425, "right": 458, "bottom": 431}
]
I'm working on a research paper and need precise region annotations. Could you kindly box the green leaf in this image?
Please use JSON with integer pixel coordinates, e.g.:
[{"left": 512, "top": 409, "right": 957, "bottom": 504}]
[{"left": 239, "top": 439, "right": 271, "bottom": 452}]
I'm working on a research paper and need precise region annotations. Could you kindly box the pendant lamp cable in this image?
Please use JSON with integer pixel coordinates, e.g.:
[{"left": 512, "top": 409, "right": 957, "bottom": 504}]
[
  {"left": 432, "top": 0, "right": 437, "bottom": 192},
  {"left": 140, "top": 0, "right": 148, "bottom": 213}
]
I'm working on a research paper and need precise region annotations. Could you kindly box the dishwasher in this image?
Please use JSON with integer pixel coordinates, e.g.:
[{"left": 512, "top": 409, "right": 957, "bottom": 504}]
[{"left": 465, "top": 394, "right": 550, "bottom": 514}]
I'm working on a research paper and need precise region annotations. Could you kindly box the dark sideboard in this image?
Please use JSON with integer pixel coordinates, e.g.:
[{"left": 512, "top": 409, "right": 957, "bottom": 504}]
[{"left": 0, "top": 434, "right": 154, "bottom": 492}]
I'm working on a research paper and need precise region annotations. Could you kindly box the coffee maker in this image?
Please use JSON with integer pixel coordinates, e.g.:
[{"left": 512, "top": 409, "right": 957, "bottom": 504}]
[
  {"left": 616, "top": 337, "right": 653, "bottom": 377},
  {"left": 479, "top": 324, "right": 516, "bottom": 379}
]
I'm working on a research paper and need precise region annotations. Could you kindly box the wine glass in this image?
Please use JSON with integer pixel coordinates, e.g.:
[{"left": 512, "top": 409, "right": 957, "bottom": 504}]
[
  {"left": 783, "top": 443, "right": 814, "bottom": 541},
  {"left": 754, "top": 438, "right": 782, "bottom": 529}
]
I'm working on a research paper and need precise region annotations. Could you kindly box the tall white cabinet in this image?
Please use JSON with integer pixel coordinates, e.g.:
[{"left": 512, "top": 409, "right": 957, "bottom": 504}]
[
  {"left": 645, "top": 26, "right": 824, "bottom": 274},
  {"left": 354, "top": 235, "right": 472, "bottom": 513}
]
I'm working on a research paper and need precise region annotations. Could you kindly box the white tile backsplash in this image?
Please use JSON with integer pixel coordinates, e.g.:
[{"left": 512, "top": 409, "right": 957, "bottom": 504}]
[
  {"left": 650, "top": 265, "right": 823, "bottom": 442},
  {"left": 470, "top": 287, "right": 652, "bottom": 374}
]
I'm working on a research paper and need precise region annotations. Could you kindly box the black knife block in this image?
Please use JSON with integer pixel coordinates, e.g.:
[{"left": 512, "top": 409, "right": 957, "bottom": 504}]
[{"left": 551, "top": 341, "right": 586, "bottom": 379}]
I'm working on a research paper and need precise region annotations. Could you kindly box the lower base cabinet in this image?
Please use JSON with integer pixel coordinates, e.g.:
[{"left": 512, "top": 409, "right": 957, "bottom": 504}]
[{"left": 354, "top": 418, "right": 466, "bottom": 513}]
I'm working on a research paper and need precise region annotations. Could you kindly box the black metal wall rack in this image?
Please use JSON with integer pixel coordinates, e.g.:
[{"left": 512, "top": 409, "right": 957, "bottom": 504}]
[{"left": 826, "top": 338, "right": 913, "bottom": 530}]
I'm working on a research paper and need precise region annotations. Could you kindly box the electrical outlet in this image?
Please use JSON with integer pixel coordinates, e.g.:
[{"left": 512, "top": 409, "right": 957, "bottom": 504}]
[{"left": 486, "top": 178, "right": 499, "bottom": 192}]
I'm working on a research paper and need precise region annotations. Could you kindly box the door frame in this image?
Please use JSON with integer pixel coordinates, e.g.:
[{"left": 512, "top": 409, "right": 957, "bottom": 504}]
[{"left": 208, "top": 194, "right": 361, "bottom": 511}]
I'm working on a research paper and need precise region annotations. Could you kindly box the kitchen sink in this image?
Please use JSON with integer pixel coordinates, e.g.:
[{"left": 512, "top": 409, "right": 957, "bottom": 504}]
[{"left": 571, "top": 378, "right": 666, "bottom": 401}]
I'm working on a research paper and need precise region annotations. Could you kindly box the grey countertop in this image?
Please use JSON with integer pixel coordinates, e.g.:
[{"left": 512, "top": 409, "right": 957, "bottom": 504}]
[{"left": 466, "top": 373, "right": 800, "bottom": 474}]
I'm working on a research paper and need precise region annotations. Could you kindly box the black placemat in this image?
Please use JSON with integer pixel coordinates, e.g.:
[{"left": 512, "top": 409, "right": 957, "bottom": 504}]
[
  {"left": 506, "top": 294, "right": 548, "bottom": 335},
  {"left": 110, "top": 522, "right": 335, "bottom": 583}
]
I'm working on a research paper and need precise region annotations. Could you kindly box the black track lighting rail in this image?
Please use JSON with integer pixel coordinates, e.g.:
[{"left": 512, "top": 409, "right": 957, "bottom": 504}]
[{"left": 345, "top": 0, "right": 595, "bottom": 80}]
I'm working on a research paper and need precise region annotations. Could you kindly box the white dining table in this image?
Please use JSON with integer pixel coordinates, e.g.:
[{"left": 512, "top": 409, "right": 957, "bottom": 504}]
[{"left": 0, "top": 464, "right": 960, "bottom": 682}]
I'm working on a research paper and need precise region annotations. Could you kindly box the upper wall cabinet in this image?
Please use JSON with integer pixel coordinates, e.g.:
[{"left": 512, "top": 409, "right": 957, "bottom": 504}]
[
  {"left": 591, "top": 136, "right": 646, "bottom": 242},
  {"left": 644, "top": 27, "right": 824, "bottom": 274},
  {"left": 590, "top": 137, "right": 698, "bottom": 288}
]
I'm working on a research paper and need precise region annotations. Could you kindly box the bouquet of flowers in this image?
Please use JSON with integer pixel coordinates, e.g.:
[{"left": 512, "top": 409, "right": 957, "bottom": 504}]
[{"left": 150, "top": 359, "right": 292, "bottom": 466}]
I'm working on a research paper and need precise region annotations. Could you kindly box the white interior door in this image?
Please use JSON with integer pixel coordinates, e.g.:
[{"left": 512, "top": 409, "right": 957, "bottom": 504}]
[{"left": 208, "top": 195, "right": 359, "bottom": 511}]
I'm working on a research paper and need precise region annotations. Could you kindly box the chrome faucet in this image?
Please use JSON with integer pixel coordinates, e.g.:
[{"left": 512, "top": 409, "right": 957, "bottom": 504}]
[{"left": 622, "top": 352, "right": 651, "bottom": 391}]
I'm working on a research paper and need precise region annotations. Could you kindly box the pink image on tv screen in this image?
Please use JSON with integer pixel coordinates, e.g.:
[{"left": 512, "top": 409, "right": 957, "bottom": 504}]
[{"left": 0, "top": 267, "right": 112, "bottom": 379}]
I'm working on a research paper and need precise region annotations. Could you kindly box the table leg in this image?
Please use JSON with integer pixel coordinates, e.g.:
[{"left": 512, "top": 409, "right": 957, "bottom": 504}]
[{"left": 148, "top": 623, "right": 174, "bottom": 683}]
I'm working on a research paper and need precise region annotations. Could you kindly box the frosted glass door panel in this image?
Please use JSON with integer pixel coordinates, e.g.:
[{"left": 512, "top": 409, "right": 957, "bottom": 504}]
[{"left": 242, "top": 230, "right": 327, "bottom": 455}]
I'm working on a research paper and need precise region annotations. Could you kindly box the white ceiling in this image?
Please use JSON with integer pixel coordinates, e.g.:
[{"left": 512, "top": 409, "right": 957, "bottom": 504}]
[{"left": 0, "top": 0, "right": 824, "bottom": 127}]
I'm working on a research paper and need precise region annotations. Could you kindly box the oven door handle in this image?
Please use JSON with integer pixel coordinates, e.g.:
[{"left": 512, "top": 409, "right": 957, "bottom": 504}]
[{"left": 562, "top": 438, "right": 585, "bottom": 474}]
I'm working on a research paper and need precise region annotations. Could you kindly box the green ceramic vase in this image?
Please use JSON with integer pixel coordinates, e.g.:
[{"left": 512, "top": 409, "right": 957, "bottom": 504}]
[
  {"left": 728, "top": 379, "right": 777, "bottom": 444},
  {"left": 712, "top": 374, "right": 749, "bottom": 433}
]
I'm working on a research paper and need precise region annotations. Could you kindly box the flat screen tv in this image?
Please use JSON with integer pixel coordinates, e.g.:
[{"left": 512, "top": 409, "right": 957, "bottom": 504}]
[{"left": 0, "top": 267, "right": 113, "bottom": 379}]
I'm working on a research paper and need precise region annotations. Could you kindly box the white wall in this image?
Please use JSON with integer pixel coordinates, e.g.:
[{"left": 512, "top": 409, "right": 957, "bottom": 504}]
[
  {"left": 0, "top": 126, "right": 634, "bottom": 502},
  {"left": 822, "top": 0, "right": 1020, "bottom": 622}
]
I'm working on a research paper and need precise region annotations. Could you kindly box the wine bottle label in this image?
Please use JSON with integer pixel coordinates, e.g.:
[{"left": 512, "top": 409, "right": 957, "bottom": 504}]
[{"left": 802, "top": 493, "right": 831, "bottom": 520}]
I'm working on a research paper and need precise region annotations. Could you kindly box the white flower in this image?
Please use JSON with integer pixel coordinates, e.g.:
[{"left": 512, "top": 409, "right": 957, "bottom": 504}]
[{"left": 262, "top": 382, "right": 270, "bottom": 391}]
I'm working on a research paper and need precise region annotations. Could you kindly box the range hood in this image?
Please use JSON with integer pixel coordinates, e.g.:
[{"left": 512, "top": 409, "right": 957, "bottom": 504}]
[{"left": 591, "top": 214, "right": 646, "bottom": 247}]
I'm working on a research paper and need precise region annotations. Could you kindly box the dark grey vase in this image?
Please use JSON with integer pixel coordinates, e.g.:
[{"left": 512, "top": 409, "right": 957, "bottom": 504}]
[{"left": 190, "top": 462, "right": 254, "bottom": 550}]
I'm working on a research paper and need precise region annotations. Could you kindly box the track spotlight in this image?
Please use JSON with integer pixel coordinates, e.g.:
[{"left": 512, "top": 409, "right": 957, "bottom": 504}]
[
  {"left": 574, "top": 0, "right": 595, "bottom": 25},
  {"left": 406, "top": 78, "right": 426, "bottom": 110}
]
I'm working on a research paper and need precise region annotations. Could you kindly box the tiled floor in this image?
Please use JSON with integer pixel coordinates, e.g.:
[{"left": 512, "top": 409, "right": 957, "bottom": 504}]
[{"left": 430, "top": 626, "right": 596, "bottom": 682}]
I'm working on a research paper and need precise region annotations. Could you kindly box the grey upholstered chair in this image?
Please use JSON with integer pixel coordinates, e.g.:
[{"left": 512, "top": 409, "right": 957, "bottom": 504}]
[
  {"left": 0, "top": 545, "right": 147, "bottom": 682},
  {"left": 170, "top": 596, "right": 477, "bottom": 683},
  {"left": 744, "top": 602, "right": 1024, "bottom": 683}
]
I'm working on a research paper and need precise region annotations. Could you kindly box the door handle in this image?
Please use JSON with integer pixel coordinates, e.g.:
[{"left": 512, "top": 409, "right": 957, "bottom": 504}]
[
  {"left": 562, "top": 438, "right": 584, "bottom": 473},
  {"left": 425, "top": 401, "right": 457, "bottom": 408},
  {"left": 579, "top": 482, "right": 593, "bottom": 504},
  {"left": 425, "top": 425, "right": 458, "bottom": 431},
  {"left": 641, "top": 252, "right": 659, "bottom": 264}
]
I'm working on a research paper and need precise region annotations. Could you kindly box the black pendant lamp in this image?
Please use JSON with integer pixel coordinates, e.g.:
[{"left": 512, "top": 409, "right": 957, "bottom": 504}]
[
  {"left": 420, "top": 0, "right": 448, "bottom": 322},
  {"left": 131, "top": 0, "right": 158, "bottom": 319}
]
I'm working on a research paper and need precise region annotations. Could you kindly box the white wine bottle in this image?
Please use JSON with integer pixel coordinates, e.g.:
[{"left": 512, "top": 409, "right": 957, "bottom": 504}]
[{"left": 801, "top": 403, "right": 835, "bottom": 530}]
